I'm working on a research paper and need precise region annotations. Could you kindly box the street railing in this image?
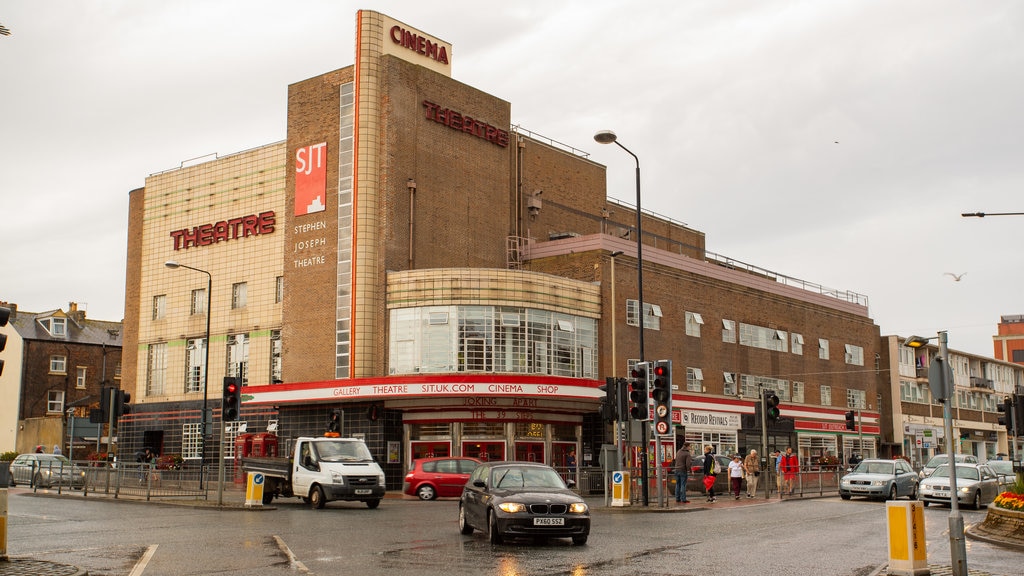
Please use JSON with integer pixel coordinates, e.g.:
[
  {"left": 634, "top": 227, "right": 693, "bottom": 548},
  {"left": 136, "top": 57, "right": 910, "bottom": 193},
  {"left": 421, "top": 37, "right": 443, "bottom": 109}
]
[{"left": 71, "top": 461, "right": 209, "bottom": 501}]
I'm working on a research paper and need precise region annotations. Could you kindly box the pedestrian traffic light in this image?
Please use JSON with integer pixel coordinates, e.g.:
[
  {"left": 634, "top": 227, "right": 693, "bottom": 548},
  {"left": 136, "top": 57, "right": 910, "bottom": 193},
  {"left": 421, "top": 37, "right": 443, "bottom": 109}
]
[
  {"left": 114, "top": 389, "right": 132, "bottom": 418},
  {"left": 0, "top": 305, "right": 10, "bottom": 377},
  {"left": 844, "top": 410, "right": 856, "bottom": 431},
  {"left": 629, "top": 362, "right": 651, "bottom": 421},
  {"left": 222, "top": 377, "right": 242, "bottom": 421},
  {"left": 652, "top": 360, "right": 673, "bottom": 436},
  {"left": 1014, "top": 393, "right": 1024, "bottom": 437},
  {"left": 764, "top": 391, "right": 780, "bottom": 423},
  {"left": 998, "top": 397, "right": 1013, "bottom": 433}
]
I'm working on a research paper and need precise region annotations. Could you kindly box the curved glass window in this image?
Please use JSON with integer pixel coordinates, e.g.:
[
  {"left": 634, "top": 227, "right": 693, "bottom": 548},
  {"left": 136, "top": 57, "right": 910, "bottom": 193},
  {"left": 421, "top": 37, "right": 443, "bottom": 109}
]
[{"left": 389, "top": 306, "right": 597, "bottom": 378}]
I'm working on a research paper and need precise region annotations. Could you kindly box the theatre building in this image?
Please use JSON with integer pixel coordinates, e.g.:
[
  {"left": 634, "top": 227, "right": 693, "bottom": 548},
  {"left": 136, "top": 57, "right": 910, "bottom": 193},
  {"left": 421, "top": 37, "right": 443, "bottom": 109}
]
[{"left": 119, "top": 10, "right": 883, "bottom": 488}]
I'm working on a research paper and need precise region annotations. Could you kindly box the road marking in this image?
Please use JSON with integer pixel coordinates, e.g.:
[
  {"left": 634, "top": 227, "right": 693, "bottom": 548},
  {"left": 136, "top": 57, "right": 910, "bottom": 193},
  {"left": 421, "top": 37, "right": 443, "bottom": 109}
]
[
  {"left": 274, "top": 535, "right": 311, "bottom": 573},
  {"left": 129, "top": 544, "right": 158, "bottom": 576}
]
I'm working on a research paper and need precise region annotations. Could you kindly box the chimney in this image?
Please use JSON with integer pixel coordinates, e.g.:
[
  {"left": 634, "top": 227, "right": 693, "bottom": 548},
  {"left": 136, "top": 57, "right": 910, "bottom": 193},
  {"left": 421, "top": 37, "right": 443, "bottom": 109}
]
[{"left": 68, "top": 301, "right": 86, "bottom": 323}]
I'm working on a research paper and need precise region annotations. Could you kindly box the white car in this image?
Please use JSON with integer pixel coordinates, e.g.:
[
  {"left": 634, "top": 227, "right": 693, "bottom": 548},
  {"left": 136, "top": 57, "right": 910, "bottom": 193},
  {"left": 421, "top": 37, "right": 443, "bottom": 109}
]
[
  {"left": 840, "top": 459, "right": 919, "bottom": 501},
  {"left": 919, "top": 454, "right": 978, "bottom": 478},
  {"left": 918, "top": 463, "right": 1001, "bottom": 509}
]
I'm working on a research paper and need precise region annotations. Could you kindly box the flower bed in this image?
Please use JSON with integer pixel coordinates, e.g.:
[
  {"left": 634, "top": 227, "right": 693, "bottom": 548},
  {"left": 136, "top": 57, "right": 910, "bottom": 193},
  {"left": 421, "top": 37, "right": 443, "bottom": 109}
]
[
  {"left": 969, "top": 490, "right": 1024, "bottom": 548},
  {"left": 994, "top": 491, "right": 1024, "bottom": 512}
]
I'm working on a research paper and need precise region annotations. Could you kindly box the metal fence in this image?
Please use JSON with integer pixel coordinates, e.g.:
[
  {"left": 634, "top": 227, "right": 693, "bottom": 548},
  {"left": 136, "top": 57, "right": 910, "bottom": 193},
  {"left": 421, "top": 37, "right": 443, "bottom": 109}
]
[{"left": 26, "top": 460, "right": 211, "bottom": 501}]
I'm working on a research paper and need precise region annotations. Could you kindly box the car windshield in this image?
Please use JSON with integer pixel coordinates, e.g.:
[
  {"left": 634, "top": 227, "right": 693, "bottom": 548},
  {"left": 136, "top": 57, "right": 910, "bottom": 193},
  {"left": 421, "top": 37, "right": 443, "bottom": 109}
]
[
  {"left": 853, "top": 461, "right": 894, "bottom": 475},
  {"left": 313, "top": 440, "right": 373, "bottom": 462},
  {"left": 35, "top": 455, "right": 72, "bottom": 465},
  {"left": 492, "top": 467, "right": 566, "bottom": 489},
  {"left": 931, "top": 465, "right": 979, "bottom": 481},
  {"left": 924, "top": 455, "right": 948, "bottom": 468},
  {"left": 988, "top": 461, "right": 1013, "bottom": 474}
]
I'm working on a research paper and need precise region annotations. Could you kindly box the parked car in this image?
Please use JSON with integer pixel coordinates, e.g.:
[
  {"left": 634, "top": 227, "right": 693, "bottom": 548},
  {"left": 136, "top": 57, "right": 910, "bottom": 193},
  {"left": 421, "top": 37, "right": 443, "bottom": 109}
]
[
  {"left": 985, "top": 460, "right": 1017, "bottom": 488},
  {"left": 403, "top": 456, "right": 482, "bottom": 500},
  {"left": 839, "top": 458, "right": 918, "bottom": 501},
  {"left": 918, "top": 463, "right": 1001, "bottom": 509},
  {"left": 919, "top": 454, "right": 978, "bottom": 478},
  {"left": 8, "top": 454, "right": 86, "bottom": 489},
  {"left": 684, "top": 454, "right": 737, "bottom": 495},
  {"left": 459, "top": 461, "right": 590, "bottom": 545}
]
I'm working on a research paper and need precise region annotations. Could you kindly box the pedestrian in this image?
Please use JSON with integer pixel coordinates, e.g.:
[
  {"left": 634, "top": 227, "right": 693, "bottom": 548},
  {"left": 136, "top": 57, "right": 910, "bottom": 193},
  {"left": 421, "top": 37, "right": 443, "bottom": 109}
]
[
  {"left": 744, "top": 449, "right": 760, "bottom": 498},
  {"left": 52, "top": 444, "right": 62, "bottom": 455},
  {"left": 674, "top": 443, "right": 692, "bottom": 503},
  {"left": 773, "top": 449, "right": 783, "bottom": 494},
  {"left": 728, "top": 454, "right": 744, "bottom": 499},
  {"left": 781, "top": 447, "right": 799, "bottom": 495},
  {"left": 35, "top": 445, "right": 44, "bottom": 453},
  {"left": 702, "top": 445, "right": 718, "bottom": 502}
]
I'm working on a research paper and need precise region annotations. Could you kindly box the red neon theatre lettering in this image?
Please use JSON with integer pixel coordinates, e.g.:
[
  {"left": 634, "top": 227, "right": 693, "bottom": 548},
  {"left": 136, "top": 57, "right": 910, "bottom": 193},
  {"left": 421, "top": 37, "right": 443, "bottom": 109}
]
[
  {"left": 422, "top": 101, "right": 509, "bottom": 148},
  {"left": 170, "top": 211, "right": 276, "bottom": 251}
]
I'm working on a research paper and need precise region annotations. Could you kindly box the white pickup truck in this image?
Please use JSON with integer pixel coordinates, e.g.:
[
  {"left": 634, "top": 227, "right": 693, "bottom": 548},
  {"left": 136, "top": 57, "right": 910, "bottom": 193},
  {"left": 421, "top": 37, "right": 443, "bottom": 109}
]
[{"left": 241, "top": 436, "right": 386, "bottom": 509}]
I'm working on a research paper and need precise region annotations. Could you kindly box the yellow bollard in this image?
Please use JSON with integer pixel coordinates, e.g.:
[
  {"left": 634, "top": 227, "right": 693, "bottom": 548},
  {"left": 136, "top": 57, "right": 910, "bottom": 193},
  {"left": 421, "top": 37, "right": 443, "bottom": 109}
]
[
  {"left": 611, "top": 471, "right": 631, "bottom": 507},
  {"left": 886, "top": 500, "right": 929, "bottom": 575},
  {"left": 244, "top": 472, "right": 265, "bottom": 508},
  {"left": 1, "top": 488, "right": 8, "bottom": 561}
]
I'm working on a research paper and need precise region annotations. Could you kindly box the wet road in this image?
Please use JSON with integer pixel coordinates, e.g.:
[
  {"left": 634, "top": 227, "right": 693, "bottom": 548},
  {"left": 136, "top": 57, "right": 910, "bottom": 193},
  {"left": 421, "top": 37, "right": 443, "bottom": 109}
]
[{"left": 3, "top": 490, "right": 1018, "bottom": 576}]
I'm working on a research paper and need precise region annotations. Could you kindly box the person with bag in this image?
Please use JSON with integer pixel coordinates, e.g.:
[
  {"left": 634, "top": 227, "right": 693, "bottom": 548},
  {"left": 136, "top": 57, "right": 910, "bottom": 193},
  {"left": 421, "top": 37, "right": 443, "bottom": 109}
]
[
  {"left": 728, "top": 454, "right": 745, "bottom": 499},
  {"left": 702, "top": 445, "right": 718, "bottom": 502},
  {"left": 673, "top": 443, "right": 692, "bottom": 503},
  {"left": 744, "top": 449, "right": 760, "bottom": 498}
]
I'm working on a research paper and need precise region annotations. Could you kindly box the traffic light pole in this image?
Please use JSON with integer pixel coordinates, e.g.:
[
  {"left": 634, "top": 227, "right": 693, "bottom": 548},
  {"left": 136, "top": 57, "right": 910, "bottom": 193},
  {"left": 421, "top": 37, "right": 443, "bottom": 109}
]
[{"left": 938, "top": 332, "right": 967, "bottom": 576}]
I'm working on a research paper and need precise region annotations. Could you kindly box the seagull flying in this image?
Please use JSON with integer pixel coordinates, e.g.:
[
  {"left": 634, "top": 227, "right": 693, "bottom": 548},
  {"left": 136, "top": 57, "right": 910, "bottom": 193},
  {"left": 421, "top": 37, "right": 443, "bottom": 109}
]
[{"left": 944, "top": 272, "right": 966, "bottom": 282}]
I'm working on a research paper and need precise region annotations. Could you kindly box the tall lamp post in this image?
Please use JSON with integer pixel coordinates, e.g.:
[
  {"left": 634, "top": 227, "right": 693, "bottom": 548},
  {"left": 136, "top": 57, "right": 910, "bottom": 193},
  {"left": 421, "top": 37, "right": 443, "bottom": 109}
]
[
  {"left": 594, "top": 129, "right": 650, "bottom": 506},
  {"left": 165, "top": 261, "right": 212, "bottom": 491},
  {"left": 906, "top": 332, "right": 966, "bottom": 576}
]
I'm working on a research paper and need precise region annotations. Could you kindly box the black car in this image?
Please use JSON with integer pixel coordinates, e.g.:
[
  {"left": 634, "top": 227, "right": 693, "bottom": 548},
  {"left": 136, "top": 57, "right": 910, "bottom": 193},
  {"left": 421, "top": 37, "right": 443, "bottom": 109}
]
[{"left": 459, "top": 461, "right": 590, "bottom": 545}]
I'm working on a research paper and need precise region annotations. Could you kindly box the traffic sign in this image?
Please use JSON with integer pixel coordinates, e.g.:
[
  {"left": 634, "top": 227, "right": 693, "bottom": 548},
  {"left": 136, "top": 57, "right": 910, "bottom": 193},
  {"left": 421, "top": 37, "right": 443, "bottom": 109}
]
[{"left": 655, "top": 420, "right": 669, "bottom": 435}]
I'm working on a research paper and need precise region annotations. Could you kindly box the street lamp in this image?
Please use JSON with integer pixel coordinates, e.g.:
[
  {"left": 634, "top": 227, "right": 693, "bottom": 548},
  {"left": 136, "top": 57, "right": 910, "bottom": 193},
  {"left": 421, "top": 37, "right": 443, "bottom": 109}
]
[
  {"left": 165, "top": 260, "right": 212, "bottom": 493},
  {"left": 595, "top": 129, "right": 650, "bottom": 506},
  {"left": 905, "top": 331, "right": 967, "bottom": 576}
]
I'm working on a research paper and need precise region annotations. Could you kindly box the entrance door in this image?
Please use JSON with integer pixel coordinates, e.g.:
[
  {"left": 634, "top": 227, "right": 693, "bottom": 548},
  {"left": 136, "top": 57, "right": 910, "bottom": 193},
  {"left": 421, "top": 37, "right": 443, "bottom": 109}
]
[
  {"left": 463, "top": 441, "right": 505, "bottom": 462},
  {"left": 515, "top": 442, "right": 544, "bottom": 464},
  {"left": 411, "top": 441, "right": 450, "bottom": 461}
]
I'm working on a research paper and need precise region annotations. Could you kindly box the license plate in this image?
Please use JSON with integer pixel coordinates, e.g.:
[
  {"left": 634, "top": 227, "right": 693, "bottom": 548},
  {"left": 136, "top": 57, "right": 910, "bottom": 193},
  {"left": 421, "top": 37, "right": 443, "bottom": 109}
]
[
  {"left": 933, "top": 491, "right": 948, "bottom": 498},
  {"left": 534, "top": 517, "right": 564, "bottom": 526},
  {"left": 355, "top": 489, "right": 372, "bottom": 495}
]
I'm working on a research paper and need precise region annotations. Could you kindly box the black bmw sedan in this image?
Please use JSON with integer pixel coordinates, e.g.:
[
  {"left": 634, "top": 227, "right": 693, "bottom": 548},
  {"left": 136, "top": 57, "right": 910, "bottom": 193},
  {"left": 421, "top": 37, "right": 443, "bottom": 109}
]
[{"left": 458, "top": 461, "right": 590, "bottom": 545}]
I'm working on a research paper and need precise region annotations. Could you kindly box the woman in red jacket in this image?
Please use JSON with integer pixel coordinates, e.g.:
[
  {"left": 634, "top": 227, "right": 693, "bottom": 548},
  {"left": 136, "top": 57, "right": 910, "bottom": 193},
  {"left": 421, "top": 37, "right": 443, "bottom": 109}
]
[{"left": 781, "top": 447, "right": 799, "bottom": 495}]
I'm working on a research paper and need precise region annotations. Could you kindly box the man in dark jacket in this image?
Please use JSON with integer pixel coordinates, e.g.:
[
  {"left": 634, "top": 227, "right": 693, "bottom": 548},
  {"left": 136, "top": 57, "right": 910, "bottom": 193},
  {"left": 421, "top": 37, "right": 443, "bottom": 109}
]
[
  {"left": 674, "top": 443, "right": 692, "bottom": 503},
  {"left": 702, "top": 445, "right": 718, "bottom": 502}
]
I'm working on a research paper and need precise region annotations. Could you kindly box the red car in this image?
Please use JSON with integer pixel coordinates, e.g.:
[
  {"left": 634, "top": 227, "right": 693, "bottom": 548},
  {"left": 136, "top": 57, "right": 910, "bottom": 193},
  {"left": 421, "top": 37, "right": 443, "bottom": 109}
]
[{"left": 404, "top": 457, "right": 483, "bottom": 500}]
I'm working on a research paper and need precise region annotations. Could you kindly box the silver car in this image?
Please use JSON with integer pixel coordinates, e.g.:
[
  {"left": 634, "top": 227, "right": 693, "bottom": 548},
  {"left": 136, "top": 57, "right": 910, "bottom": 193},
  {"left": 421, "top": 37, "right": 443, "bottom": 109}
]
[
  {"left": 919, "top": 463, "right": 1001, "bottom": 509},
  {"left": 840, "top": 459, "right": 919, "bottom": 501},
  {"left": 919, "top": 453, "right": 978, "bottom": 479},
  {"left": 8, "top": 454, "right": 86, "bottom": 489}
]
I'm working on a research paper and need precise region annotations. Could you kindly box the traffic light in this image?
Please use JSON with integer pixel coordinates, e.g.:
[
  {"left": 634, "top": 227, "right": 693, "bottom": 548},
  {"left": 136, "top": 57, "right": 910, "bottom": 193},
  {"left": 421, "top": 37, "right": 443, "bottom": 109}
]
[
  {"left": 114, "top": 389, "right": 132, "bottom": 418},
  {"left": 628, "top": 362, "right": 651, "bottom": 421},
  {"left": 998, "top": 397, "right": 1013, "bottom": 433},
  {"left": 0, "top": 305, "right": 10, "bottom": 377},
  {"left": 1014, "top": 393, "right": 1024, "bottom": 437},
  {"left": 764, "top": 391, "right": 780, "bottom": 423},
  {"left": 844, "top": 410, "right": 856, "bottom": 431},
  {"left": 652, "top": 360, "right": 673, "bottom": 436},
  {"left": 222, "top": 377, "right": 242, "bottom": 421},
  {"left": 599, "top": 377, "right": 619, "bottom": 423}
]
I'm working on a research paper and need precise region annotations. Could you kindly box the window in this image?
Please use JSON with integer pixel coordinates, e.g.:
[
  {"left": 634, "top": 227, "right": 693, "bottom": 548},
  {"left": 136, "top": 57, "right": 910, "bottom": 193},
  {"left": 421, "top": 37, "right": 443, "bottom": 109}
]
[
  {"left": 227, "top": 333, "right": 249, "bottom": 384},
  {"left": 147, "top": 342, "right": 167, "bottom": 395},
  {"left": 114, "top": 362, "right": 122, "bottom": 380},
  {"left": 182, "top": 422, "right": 203, "bottom": 460},
  {"left": 232, "top": 282, "right": 247, "bottom": 309},
  {"left": 819, "top": 339, "right": 829, "bottom": 360},
  {"left": 821, "top": 385, "right": 832, "bottom": 406},
  {"left": 223, "top": 421, "right": 246, "bottom": 458},
  {"left": 792, "top": 381, "right": 804, "bottom": 403},
  {"left": 191, "top": 288, "right": 208, "bottom": 315},
  {"left": 739, "top": 374, "right": 790, "bottom": 399},
  {"left": 626, "top": 299, "right": 661, "bottom": 330},
  {"left": 47, "top": 390, "right": 64, "bottom": 413},
  {"left": 739, "top": 323, "right": 788, "bottom": 352},
  {"left": 153, "top": 294, "right": 167, "bottom": 320},
  {"left": 50, "top": 355, "right": 67, "bottom": 374},
  {"left": 685, "top": 312, "right": 704, "bottom": 337},
  {"left": 686, "top": 367, "right": 703, "bottom": 392},
  {"left": 845, "top": 344, "right": 864, "bottom": 366},
  {"left": 39, "top": 317, "right": 67, "bottom": 337},
  {"left": 270, "top": 330, "right": 282, "bottom": 383},
  {"left": 847, "top": 388, "right": 866, "bottom": 409},
  {"left": 900, "top": 380, "right": 928, "bottom": 404},
  {"left": 791, "top": 333, "right": 803, "bottom": 355},
  {"left": 722, "top": 319, "right": 736, "bottom": 343},
  {"left": 723, "top": 372, "right": 737, "bottom": 396},
  {"left": 185, "top": 338, "right": 206, "bottom": 394},
  {"left": 76, "top": 366, "right": 87, "bottom": 389},
  {"left": 275, "top": 276, "right": 284, "bottom": 304}
]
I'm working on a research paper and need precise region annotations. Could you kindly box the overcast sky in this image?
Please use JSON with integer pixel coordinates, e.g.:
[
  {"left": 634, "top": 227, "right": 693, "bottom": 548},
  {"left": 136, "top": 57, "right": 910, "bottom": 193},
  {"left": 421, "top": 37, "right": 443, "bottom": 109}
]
[{"left": 2, "top": 1, "right": 1022, "bottom": 358}]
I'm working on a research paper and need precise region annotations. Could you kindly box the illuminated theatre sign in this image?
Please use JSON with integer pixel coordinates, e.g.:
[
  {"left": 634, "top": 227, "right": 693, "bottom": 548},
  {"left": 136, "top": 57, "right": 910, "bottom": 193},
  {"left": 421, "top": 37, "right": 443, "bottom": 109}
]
[
  {"left": 170, "top": 211, "right": 276, "bottom": 250},
  {"left": 423, "top": 100, "right": 509, "bottom": 148}
]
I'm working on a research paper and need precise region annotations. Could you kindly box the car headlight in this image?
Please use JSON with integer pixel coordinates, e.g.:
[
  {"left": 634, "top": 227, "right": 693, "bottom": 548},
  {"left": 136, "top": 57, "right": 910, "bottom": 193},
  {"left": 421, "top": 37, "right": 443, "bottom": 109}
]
[
  {"left": 331, "top": 471, "right": 344, "bottom": 483},
  {"left": 569, "top": 502, "right": 588, "bottom": 514},
  {"left": 498, "top": 502, "right": 527, "bottom": 513},
  {"left": 960, "top": 487, "right": 971, "bottom": 494},
  {"left": 872, "top": 481, "right": 885, "bottom": 487},
  {"left": 378, "top": 474, "right": 386, "bottom": 486}
]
